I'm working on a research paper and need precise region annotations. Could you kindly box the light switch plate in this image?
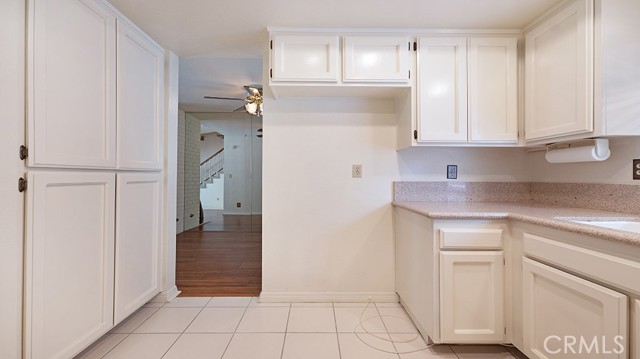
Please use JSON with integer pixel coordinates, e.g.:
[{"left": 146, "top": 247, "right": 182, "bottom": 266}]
[{"left": 633, "top": 159, "right": 640, "bottom": 180}]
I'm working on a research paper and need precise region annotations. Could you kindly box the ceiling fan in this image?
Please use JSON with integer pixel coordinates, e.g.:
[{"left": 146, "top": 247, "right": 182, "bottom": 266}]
[{"left": 204, "top": 85, "right": 263, "bottom": 116}]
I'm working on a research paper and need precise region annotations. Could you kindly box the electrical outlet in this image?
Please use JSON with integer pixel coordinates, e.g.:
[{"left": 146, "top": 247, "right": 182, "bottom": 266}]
[
  {"left": 634, "top": 159, "right": 640, "bottom": 180},
  {"left": 236, "top": 202, "right": 241, "bottom": 208},
  {"left": 447, "top": 165, "right": 458, "bottom": 180},
  {"left": 352, "top": 164, "right": 362, "bottom": 178}
]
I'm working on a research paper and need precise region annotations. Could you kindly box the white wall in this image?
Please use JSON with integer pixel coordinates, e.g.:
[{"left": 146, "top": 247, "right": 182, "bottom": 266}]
[
  {"left": 176, "top": 110, "right": 186, "bottom": 233},
  {"left": 261, "top": 95, "right": 531, "bottom": 298},
  {"left": 529, "top": 137, "right": 640, "bottom": 184},
  {"left": 0, "top": 0, "right": 25, "bottom": 357}
]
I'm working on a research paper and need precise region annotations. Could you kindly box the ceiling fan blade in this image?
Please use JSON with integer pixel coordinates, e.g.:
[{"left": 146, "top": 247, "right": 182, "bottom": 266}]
[
  {"left": 232, "top": 105, "right": 246, "bottom": 112},
  {"left": 203, "top": 96, "right": 245, "bottom": 101}
]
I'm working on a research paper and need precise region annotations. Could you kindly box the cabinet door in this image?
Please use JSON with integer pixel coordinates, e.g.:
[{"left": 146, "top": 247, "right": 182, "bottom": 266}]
[
  {"left": 468, "top": 37, "right": 519, "bottom": 143},
  {"left": 271, "top": 34, "right": 339, "bottom": 82},
  {"left": 117, "top": 20, "right": 164, "bottom": 170},
  {"left": 28, "top": 0, "right": 116, "bottom": 168},
  {"left": 417, "top": 37, "right": 468, "bottom": 143},
  {"left": 524, "top": 0, "right": 594, "bottom": 142},
  {"left": 343, "top": 36, "right": 410, "bottom": 82},
  {"left": 114, "top": 172, "right": 162, "bottom": 323},
  {"left": 440, "top": 251, "right": 504, "bottom": 343},
  {"left": 522, "top": 258, "right": 627, "bottom": 359},
  {"left": 25, "top": 172, "right": 115, "bottom": 359}
]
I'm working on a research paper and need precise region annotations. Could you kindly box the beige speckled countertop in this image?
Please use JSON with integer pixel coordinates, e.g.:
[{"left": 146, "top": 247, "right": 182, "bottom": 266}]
[{"left": 393, "top": 201, "right": 640, "bottom": 246}]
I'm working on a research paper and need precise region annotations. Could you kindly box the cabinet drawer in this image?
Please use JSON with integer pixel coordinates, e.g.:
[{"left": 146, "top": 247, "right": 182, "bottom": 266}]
[{"left": 439, "top": 228, "right": 503, "bottom": 249}]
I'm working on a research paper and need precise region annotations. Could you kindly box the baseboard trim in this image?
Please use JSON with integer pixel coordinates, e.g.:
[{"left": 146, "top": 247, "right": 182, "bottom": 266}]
[
  {"left": 151, "top": 286, "right": 181, "bottom": 303},
  {"left": 259, "top": 291, "right": 399, "bottom": 303}
]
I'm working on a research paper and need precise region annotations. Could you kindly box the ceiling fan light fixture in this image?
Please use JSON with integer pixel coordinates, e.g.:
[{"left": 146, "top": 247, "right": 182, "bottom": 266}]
[{"left": 245, "top": 102, "right": 258, "bottom": 116}]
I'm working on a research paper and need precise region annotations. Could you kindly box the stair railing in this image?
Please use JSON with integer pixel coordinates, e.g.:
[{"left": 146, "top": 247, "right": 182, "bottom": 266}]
[{"left": 200, "top": 148, "right": 224, "bottom": 186}]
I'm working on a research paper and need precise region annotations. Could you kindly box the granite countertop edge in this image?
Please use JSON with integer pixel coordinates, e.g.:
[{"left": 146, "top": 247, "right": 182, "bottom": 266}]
[{"left": 392, "top": 201, "right": 640, "bottom": 247}]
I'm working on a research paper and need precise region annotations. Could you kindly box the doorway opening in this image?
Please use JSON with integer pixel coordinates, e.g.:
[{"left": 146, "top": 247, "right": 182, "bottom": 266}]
[{"left": 175, "top": 112, "right": 262, "bottom": 296}]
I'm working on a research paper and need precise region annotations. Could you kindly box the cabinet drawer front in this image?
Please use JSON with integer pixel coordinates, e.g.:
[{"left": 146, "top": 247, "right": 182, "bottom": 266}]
[
  {"left": 343, "top": 36, "right": 410, "bottom": 82},
  {"left": 524, "top": 232, "right": 640, "bottom": 296},
  {"left": 522, "top": 257, "right": 627, "bottom": 359},
  {"left": 440, "top": 228, "right": 503, "bottom": 249}
]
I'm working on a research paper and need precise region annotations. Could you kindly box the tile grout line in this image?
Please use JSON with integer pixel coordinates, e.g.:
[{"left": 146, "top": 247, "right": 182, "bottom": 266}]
[
  {"left": 279, "top": 303, "right": 293, "bottom": 359},
  {"left": 373, "top": 302, "right": 401, "bottom": 359},
  {"left": 332, "top": 303, "right": 343, "bottom": 359},
  {"left": 218, "top": 297, "right": 253, "bottom": 359},
  {"left": 159, "top": 297, "right": 215, "bottom": 358},
  {"left": 97, "top": 304, "right": 165, "bottom": 359}
]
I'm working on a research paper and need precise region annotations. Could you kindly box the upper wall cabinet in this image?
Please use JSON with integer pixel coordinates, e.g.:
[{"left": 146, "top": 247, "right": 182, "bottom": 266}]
[
  {"left": 524, "top": 0, "right": 593, "bottom": 143},
  {"left": 524, "top": 0, "right": 640, "bottom": 144},
  {"left": 416, "top": 37, "right": 468, "bottom": 143},
  {"left": 28, "top": 0, "right": 117, "bottom": 168},
  {"left": 117, "top": 20, "right": 165, "bottom": 170},
  {"left": 271, "top": 35, "right": 340, "bottom": 82},
  {"left": 343, "top": 36, "right": 410, "bottom": 82},
  {"left": 416, "top": 36, "right": 518, "bottom": 145}
]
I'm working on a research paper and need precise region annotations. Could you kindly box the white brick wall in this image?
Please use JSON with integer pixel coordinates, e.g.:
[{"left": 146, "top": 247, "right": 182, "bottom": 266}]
[
  {"left": 176, "top": 110, "right": 186, "bottom": 233},
  {"left": 183, "top": 115, "right": 201, "bottom": 231}
]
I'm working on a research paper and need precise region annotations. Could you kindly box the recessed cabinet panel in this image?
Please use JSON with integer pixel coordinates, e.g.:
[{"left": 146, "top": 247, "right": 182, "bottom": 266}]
[
  {"left": 117, "top": 20, "right": 164, "bottom": 170},
  {"left": 25, "top": 172, "right": 115, "bottom": 359},
  {"left": 522, "top": 257, "right": 627, "bottom": 359},
  {"left": 417, "top": 37, "right": 468, "bottom": 143},
  {"left": 272, "top": 35, "right": 339, "bottom": 82},
  {"left": 525, "top": 0, "right": 594, "bottom": 142},
  {"left": 343, "top": 36, "right": 410, "bottom": 82},
  {"left": 440, "top": 251, "right": 504, "bottom": 343},
  {"left": 114, "top": 173, "right": 162, "bottom": 323},
  {"left": 28, "top": 0, "right": 117, "bottom": 168},
  {"left": 469, "top": 37, "right": 518, "bottom": 143}
]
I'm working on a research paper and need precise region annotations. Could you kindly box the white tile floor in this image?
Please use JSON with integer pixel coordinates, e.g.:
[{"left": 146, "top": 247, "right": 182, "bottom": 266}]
[{"left": 75, "top": 297, "right": 527, "bottom": 359}]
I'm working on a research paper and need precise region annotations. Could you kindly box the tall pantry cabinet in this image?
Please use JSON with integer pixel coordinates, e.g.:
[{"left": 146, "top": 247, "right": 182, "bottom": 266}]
[{"left": 24, "top": 0, "right": 165, "bottom": 358}]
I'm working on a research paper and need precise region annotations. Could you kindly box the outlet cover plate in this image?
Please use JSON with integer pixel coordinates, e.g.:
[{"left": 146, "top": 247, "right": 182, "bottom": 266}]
[
  {"left": 634, "top": 159, "right": 640, "bottom": 180},
  {"left": 352, "top": 164, "right": 362, "bottom": 178},
  {"left": 447, "top": 165, "right": 458, "bottom": 180}
]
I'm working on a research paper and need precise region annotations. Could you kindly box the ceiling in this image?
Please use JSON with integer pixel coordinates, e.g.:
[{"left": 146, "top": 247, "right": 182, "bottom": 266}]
[{"left": 108, "top": 0, "right": 563, "bottom": 112}]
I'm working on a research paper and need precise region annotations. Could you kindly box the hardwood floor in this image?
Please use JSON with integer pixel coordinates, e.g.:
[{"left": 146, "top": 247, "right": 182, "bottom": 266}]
[{"left": 176, "top": 214, "right": 262, "bottom": 297}]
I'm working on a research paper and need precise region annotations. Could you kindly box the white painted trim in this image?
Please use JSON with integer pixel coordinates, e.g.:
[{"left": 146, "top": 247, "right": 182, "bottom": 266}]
[
  {"left": 150, "top": 286, "right": 181, "bottom": 303},
  {"left": 258, "top": 292, "right": 399, "bottom": 303},
  {"left": 267, "top": 27, "right": 522, "bottom": 35}
]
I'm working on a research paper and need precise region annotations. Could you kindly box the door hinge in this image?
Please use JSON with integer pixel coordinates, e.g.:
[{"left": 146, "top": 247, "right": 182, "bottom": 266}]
[
  {"left": 19, "top": 145, "right": 28, "bottom": 160},
  {"left": 504, "top": 327, "right": 507, "bottom": 335},
  {"left": 413, "top": 42, "right": 417, "bottom": 51},
  {"left": 18, "top": 177, "right": 27, "bottom": 193},
  {"left": 413, "top": 130, "right": 418, "bottom": 140},
  {"left": 408, "top": 70, "right": 411, "bottom": 79},
  {"left": 270, "top": 40, "right": 273, "bottom": 50},
  {"left": 408, "top": 42, "right": 411, "bottom": 51},
  {"left": 270, "top": 69, "right": 273, "bottom": 78}
]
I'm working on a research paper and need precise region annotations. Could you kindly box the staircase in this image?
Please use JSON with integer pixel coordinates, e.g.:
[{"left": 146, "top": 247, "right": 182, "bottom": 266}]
[{"left": 200, "top": 148, "right": 224, "bottom": 188}]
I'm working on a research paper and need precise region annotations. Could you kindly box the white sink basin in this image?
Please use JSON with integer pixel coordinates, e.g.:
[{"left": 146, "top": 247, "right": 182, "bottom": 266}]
[{"left": 572, "top": 220, "right": 640, "bottom": 234}]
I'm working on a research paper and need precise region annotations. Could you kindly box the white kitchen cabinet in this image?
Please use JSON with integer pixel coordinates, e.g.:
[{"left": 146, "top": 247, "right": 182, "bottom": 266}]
[
  {"left": 524, "top": 0, "right": 594, "bottom": 142},
  {"left": 468, "top": 37, "right": 518, "bottom": 143},
  {"left": 117, "top": 20, "right": 165, "bottom": 170},
  {"left": 114, "top": 173, "right": 162, "bottom": 324},
  {"left": 522, "top": 257, "right": 627, "bottom": 359},
  {"left": 343, "top": 36, "right": 410, "bottom": 82},
  {"left": 271, "top": 34, "right": 340, "bottom": 82},
  {"left": 27, "top": 0, "right": 117, "bottom": 168},
  {"left": 416, "top": 37, "right": 468, "bottom": 143},
  {"left": 395, "top": 208, "right": 438, "bottom": 341},
  {"left": 25, "top": 172, "right": 115, "bottom": 359},
  {"left": 440, "top": 251, "right": 505, "bottom": 343}
]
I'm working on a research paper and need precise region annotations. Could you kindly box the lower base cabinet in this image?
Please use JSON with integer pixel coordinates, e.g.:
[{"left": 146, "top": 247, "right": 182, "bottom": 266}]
[
  {"left": 114, "top": 172, "right": 162, "bottom": 323},
  {"left": 440, "top": 251, "right": 505, "bottom": 343},
  {"left": 522, "top": 257, "right": 628, "bottom": 359},
  {"left": 25, "top": 172, "right": 116, "bottom": 359}
]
